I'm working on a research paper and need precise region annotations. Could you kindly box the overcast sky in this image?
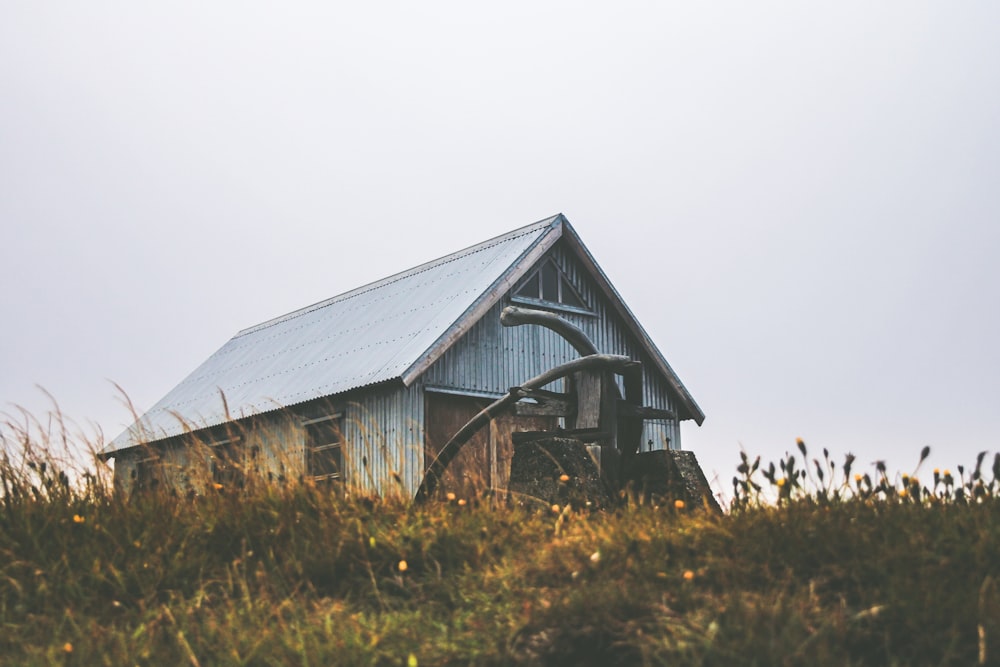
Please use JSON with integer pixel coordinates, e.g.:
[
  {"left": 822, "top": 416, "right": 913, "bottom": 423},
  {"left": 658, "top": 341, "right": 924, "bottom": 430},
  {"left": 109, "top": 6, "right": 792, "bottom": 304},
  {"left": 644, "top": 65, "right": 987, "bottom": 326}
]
[{"left": 2, "top": 2, "right": 998, "bottom": 496}]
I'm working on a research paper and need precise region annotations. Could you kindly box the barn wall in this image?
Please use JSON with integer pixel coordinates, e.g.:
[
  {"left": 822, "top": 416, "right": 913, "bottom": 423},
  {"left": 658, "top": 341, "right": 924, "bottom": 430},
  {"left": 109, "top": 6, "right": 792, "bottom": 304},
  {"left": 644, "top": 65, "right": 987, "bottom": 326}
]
[
  {"left": 422, "top": 240, "right": 681, "bottom": 452},
  {"left": 244, "top": 412, "right": 305, "bottom": 483},
  {"left": 228, "top": 385, "right": 425, "bottom": 497},
  {"left": 112, "top": 413, "right": 305, "bottom": 496},
  {"left": 339, "top": 383, "right": 424, "bottom": 498},
  {"left": 111, "top": 447, "right": 145, "bottom": 497},
  {"left": 112, "top": 384, "right": 425, "bottom": 498},
  {"left": 112, "top": 449, "right": 137, "bottom": 495},
  {"left": 111, "top": 438, "right": 206, "bottom": 497}
]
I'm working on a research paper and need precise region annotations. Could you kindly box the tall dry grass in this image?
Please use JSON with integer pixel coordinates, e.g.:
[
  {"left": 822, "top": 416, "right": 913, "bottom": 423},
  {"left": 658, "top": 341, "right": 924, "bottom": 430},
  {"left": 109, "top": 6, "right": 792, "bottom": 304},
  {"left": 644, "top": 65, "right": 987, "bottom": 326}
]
[{"left": 2, "top": 407, "right": 1000, "bottom": 666}]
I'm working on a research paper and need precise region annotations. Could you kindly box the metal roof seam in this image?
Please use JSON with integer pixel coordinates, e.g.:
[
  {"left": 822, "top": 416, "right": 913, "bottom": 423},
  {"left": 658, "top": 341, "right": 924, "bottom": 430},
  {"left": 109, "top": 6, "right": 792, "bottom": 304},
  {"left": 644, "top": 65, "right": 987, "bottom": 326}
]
[
  {"left": 167, "top": 331, "right": 426, "bottom": 401},
  {"left": 182, "top": 308, "right": 457, "bottom": 384},
  {"left": 235, "top": 220, "right": 556, "bottom": 338},
  {"left": 212, "top": 278, "right": 494, "bottom": 358}
]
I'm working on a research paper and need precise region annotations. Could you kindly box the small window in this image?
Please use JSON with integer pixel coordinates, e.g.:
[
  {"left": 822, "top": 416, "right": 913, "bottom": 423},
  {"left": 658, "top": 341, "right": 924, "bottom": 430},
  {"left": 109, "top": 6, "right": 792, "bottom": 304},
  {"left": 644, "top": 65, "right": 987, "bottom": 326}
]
[
  {"left": 541, "top": 262, "right": 559, "bottom": 302},
  {"left": 304, "top": 415, "right": 344, "bottom": 484},
  {"left": 518, "top": 272, "right": 540, "bottom": 299},
  {"left": 513, "top": 259, "right": 589, "bottom": 310}
]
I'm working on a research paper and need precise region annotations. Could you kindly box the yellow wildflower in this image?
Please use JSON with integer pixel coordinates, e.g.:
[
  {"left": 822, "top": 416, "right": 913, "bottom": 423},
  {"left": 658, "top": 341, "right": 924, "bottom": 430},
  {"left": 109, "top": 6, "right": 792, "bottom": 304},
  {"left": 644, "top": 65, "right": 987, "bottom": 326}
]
[
  {"left": 63, "top": 643, "right": 73, "bottom": 653},
  {"left": 72, "top": 515, "right": 85, "bottom": 524},
  {"left": 398, "top": 560, "right": 408, "bottom": 573},
  {"left": 683, "top": 570, "right": 695, "bottom": 581},
  {"left": 559, "top": 474, "right": 570, "bottom": 483},
  {"left": 674, "top": 499, "right": 685, "bottom": 509}
]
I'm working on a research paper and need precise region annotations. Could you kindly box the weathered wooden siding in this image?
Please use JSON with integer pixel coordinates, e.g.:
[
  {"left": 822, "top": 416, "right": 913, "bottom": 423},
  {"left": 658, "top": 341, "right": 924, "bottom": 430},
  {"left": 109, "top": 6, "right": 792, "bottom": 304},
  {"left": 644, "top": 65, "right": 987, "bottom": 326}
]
[
  {"left": 245, "top": 384, "right": 425, "bottom": 497},
  {"left": 112, "top": 439, "right": 206, "bottom": 497},
  {"left": 245, "top": 413, "right": 305, "bottom": 483},
  {"left": 113, "top": 383, "right": 425, "bottom": 497},
  {"left": 422, "top": 240, "right": 681, "bottom": 452},
  {"left": 111, "top": 414, "right": 303, "bottom": 497},
  {"left": 422, "top": 390, "right": 558, "bottom": 496}
]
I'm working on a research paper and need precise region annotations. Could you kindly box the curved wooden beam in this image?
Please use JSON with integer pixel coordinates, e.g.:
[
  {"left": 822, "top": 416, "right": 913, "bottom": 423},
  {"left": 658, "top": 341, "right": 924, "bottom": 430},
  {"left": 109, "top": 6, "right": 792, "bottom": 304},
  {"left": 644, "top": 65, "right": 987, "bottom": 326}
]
[
  {"left": 500, "top": 306, "right": 600, "bottom": 357},
  {"left": 415, "top": 354, "right": 632, "bottom": 502}
]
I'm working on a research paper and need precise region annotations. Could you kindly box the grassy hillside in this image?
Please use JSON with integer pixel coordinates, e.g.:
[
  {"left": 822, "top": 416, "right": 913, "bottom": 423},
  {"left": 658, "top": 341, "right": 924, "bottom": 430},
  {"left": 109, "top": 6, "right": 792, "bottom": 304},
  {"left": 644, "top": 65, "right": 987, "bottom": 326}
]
[{"left": 1, "top": 432, "right": 999, "bottom": 666}]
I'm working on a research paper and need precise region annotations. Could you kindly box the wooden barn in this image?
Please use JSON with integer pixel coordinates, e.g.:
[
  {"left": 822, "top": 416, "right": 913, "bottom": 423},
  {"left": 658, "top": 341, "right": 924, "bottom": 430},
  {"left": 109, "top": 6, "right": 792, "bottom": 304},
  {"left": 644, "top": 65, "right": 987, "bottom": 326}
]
[{"left": 101, "top": 215, "right": 705, "bottom": 498}]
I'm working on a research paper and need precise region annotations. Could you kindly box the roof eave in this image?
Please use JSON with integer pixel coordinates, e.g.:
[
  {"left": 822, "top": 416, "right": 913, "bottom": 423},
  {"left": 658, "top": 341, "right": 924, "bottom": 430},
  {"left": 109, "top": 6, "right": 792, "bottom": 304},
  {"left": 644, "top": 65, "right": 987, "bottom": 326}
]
[{"left": 399, "top": 215, "right": 565, "bottom": 386}]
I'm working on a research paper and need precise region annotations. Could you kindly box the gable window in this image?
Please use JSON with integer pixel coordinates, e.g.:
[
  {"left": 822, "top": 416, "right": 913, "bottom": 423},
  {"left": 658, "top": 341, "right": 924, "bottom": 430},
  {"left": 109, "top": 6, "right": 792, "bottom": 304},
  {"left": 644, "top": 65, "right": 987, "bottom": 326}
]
[
  {"left": 513, "top": 259, "right": 589, "bottom": 311},
  {"left": 303, "top": 414, "right": 344, "bottom": 484}
]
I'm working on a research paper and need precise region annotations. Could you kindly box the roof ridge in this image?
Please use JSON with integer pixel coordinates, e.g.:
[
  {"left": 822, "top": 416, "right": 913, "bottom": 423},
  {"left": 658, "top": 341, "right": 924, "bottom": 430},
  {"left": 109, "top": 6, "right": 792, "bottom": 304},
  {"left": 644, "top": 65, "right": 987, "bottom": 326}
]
[{"left": 235, "top": 216, "right": 560, "bottom": 338}]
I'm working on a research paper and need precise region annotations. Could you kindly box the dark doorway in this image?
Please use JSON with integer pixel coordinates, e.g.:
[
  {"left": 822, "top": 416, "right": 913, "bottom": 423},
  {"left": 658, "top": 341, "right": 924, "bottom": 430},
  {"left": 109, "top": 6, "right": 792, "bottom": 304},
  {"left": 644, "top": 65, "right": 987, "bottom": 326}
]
[{"left": 425, "top": 392, "right": 556, "bottom": 496}]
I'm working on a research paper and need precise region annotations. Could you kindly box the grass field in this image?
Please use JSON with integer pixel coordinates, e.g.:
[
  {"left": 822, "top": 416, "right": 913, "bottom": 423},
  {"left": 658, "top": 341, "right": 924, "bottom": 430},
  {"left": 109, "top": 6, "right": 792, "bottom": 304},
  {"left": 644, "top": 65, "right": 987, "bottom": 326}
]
[{"left": 2, "top": 422, "right": 999, "bottom": 666}]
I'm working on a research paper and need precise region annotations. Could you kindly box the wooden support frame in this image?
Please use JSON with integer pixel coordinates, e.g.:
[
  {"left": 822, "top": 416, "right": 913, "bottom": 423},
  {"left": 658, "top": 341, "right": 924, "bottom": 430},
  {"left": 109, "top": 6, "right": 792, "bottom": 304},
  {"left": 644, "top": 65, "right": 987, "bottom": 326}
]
[{"left": 511, "top": 388, "right": 575, "bottom": 418}]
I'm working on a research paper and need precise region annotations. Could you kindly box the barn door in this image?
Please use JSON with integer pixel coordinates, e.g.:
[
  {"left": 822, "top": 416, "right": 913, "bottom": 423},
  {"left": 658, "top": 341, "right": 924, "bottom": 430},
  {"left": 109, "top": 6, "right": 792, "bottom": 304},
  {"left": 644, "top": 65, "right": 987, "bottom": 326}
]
[{"left": 424, "top": 392, "right": 557, "bottom": 496}]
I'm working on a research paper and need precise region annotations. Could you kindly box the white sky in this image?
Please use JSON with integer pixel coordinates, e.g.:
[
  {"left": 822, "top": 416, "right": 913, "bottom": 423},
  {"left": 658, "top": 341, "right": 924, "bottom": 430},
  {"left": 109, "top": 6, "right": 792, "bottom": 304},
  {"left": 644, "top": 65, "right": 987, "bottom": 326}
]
[{"left": 2, "top": 2, "right": 999, "bottom": 496}]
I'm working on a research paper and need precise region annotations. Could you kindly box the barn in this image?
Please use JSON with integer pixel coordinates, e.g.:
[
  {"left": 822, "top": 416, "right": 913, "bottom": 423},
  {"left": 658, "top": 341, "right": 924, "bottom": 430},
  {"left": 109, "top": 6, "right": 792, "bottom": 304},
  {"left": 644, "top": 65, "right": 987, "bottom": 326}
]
[{"left": 101, "top": 215, "right": 705, "bottom": 498}]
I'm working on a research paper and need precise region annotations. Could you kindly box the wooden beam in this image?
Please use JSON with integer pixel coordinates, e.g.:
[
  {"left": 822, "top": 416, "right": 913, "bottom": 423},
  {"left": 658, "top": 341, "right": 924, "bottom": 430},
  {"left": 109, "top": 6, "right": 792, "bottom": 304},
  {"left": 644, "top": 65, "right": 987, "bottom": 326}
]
[
  {"left": 573, "top": 371, "right": 603, "bottom": 430},
  {"left": 617, "top": 403, "right": 676, "bottom": 420},
  {"left": 514, "top": 403, "right": 572, "bottom": 418},
  {"left": 512, "top": 388, "right": 574, "bottom": 417}
]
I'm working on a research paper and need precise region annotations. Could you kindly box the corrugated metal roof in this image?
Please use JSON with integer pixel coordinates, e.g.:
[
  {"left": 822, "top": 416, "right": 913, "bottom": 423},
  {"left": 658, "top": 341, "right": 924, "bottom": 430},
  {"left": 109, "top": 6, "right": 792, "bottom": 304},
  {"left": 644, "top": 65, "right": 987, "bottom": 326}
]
[{"left": 106, "top": 216, "right": 561, "bottom": 452}]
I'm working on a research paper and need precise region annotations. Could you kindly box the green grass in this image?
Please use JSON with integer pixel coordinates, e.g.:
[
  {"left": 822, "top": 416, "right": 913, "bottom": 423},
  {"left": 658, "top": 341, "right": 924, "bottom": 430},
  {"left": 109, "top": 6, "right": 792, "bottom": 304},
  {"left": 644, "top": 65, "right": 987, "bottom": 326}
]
[{"left": 2, "top": 425, "right": 1000, "bottom": 666}]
